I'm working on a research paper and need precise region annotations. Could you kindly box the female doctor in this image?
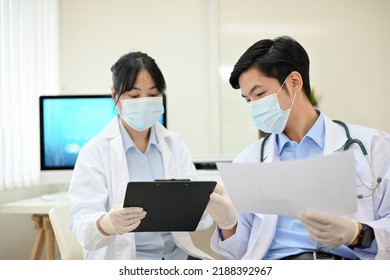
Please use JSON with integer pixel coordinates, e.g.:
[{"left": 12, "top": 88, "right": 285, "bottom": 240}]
[
  {"left": 206, "top": 36, "right": 390, "bottom": 260},
  {"left": 68, "top": 51, "right": 213, "bottom": 260}
]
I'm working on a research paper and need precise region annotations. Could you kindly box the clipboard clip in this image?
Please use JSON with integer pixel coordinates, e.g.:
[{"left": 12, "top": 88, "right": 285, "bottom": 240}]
[{"left": 154, "top": 179, "right": 191, "bottom": 182}]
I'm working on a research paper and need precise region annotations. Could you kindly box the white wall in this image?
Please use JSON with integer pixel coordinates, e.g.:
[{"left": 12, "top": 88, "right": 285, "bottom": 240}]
[
  {"left": 219, "top": 0, "right": 390, "bottom": 153},
  {"left": 59, "top": 0, "right": 390, "bottom": 158},
  {"left": 1, "top": 0, "right": 390, "bottom": 260},
  {"left": 59, "top": 0, "right": 214, "bottom": 156}
]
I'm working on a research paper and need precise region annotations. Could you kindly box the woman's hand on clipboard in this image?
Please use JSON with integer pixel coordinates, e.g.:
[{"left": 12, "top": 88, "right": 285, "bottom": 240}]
[{"left": 97, "top": 205, "right": 147, "bottom": 236}]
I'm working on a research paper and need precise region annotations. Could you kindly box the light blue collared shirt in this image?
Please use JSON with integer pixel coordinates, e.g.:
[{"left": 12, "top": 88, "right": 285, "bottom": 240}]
[
  {"left": 119, "top": 121, "right": 187, "bottom": 260},
  {"left": 263, "top": 112, "right": 358, "bottom": 260}
]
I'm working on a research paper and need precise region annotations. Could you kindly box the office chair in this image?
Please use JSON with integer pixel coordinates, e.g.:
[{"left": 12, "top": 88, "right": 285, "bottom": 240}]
[{"left": 48, "top": 204, "right": 83, "bottom": 260}]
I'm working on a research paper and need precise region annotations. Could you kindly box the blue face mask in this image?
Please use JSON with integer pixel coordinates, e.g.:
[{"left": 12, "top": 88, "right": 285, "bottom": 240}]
[
  {"left": 120, "top": 96, "right": 164, "bottom": 131},
  {"left": 249, "top": 79, "right": 296, "bottom": 134}
]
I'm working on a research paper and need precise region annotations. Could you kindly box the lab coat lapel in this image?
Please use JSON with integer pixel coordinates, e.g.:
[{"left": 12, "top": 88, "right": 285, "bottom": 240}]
[
  {"left": 99, "top": 116, "right": 129, "bottom": 205},
  {"left": 245, "top": 214, "right": 278, "bottom": 260},
  {"left": 262, "top": 134, "right": 279, "bottom": 162},
  {"left": 110, "top": 137, "right": 130, "bottom": 205},
  {"left": 323, "top": 115, "right": 348, "bottom": 155},
  {"left": 160, "top": 143, "right": 177, "bottom": 178},
  {"left": 241, "top": 134, "right": 278, "bottom": 259},
  {"left": 155, "top": 124, "right": 182, "bottom": 179}
]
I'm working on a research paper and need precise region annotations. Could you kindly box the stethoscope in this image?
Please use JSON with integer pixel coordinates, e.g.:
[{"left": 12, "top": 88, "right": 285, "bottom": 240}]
[{"left": 260, "top": 120, "right": 382, "bottom": 199}]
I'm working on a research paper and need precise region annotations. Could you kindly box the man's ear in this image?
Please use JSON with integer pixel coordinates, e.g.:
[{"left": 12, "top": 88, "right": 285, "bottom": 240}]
[{"left": 288, "top": 71, "right": 303, "bottom": 93}]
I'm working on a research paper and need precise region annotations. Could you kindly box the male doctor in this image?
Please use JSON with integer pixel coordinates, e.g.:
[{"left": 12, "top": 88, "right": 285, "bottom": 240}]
[{"left": 206, "top": 36, "right": 390, "bottom": 260}]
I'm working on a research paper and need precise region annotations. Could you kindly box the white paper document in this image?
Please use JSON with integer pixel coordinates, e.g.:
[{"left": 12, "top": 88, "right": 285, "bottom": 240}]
[{"left": 217, "top": 151, "right": 357, "bottom": 215}]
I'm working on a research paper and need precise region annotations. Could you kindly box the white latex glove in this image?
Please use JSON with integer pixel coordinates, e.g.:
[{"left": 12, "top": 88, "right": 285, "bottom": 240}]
[
  {"left": 98, "top": 205, "right": 146, "bottom": 236},
  {"left": 206, "top": 184, "right": 238, "bottom": 230},
  {"left": 297, "top": 211, "right": 359, "bottom": 249}
]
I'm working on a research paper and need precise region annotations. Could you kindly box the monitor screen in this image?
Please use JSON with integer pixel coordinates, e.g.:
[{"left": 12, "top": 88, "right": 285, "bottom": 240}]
[{"left": 39, "top": 94, "right": 167, "bottom": 174}]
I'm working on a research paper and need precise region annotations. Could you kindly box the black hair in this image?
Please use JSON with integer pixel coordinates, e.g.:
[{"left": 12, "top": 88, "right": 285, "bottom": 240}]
[
  {"left": 111, "top": 51, "right": 166, "bottom": 103},
  {"left": 229, "top": 36, "right": 311, "bottom": 100}
]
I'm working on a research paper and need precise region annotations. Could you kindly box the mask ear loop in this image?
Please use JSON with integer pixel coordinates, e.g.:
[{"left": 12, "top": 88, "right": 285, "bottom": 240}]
[
  {"left": 288, "top": 91, "right": 297, "bottom": 110},
  {"left": 276, "top": 76, "right": 296, "bottom": 111},
  {"left": 285, "top": 75, "right": 297, "bottom": 110},
  {"left": 275, "top": 78, "right": 288, "bottom": 96}
]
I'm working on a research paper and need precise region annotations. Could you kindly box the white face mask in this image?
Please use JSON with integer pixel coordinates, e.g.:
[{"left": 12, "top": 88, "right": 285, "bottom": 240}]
[
  {"left": 120, "top": 96, "right": 164, "bottom": 131},
  {"left": 249, "top": 79, "right": 296, "bottom": 134}
]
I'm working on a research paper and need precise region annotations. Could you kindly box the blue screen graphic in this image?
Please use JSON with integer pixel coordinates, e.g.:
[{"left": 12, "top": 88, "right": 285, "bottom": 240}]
[{"left": 42, "top": 96, "right": 118, "bottom": 169}]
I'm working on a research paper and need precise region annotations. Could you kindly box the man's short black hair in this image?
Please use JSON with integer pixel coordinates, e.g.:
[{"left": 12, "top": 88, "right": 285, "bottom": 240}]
[{"left": 229, "top": 36, "right": 311, "bottom": 100}]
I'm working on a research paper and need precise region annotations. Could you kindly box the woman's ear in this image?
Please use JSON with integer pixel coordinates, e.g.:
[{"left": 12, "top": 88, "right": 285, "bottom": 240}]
[{"left": 111, "top": 87, "right": 117, "bottom": 100}]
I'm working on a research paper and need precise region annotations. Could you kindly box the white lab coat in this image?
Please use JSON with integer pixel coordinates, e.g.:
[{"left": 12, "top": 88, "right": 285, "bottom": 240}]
[
  {"left": 68, "top": 116, "right": 214, "bottom": 260},
  {"left": 211, "top": 114, "right": 390, "bottom": 260}
]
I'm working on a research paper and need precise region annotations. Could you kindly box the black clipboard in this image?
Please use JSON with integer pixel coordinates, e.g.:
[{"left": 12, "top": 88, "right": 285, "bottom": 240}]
[{"left": 123, "top": 180, "right": 216, "bottom": 232}]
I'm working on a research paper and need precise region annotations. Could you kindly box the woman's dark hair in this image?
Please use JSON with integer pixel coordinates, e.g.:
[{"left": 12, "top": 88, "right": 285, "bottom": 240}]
[
  {"left": 111, "top": 51, "right": 166, "bottom": 103},
  {"left": 229, "top": 36, "right": 311, "bottom": 100}
]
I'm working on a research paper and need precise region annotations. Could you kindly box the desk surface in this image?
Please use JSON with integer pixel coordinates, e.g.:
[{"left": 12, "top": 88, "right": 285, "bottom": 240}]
[{"left": 1, "top": 192, "right": 69, "bottom": 215}]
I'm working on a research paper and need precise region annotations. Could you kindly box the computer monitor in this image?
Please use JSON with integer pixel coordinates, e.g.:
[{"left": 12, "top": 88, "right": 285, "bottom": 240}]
[{"left": 39, "top": 94, "right": 167, "bottom": 184}]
